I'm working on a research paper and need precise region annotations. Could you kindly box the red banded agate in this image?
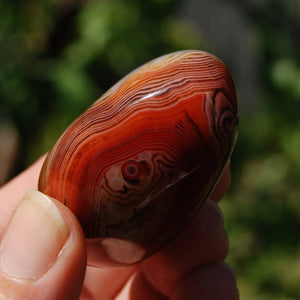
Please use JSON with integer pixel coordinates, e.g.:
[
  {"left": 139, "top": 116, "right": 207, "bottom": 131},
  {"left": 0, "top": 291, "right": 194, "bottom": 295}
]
[{"left": 38, "top": 50, "right": 238, "bottom": 267}]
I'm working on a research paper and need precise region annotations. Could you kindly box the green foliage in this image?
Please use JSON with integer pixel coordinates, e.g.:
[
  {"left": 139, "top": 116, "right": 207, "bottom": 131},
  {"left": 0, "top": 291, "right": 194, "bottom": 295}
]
[{"left": 220, "top": 2, "right": 300, "bottom": 298}]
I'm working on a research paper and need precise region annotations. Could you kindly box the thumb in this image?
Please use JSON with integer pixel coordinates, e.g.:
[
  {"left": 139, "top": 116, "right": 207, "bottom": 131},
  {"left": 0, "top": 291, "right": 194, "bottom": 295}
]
[{"left": 0, "top": 190, "right": 86, "bottom": 300}]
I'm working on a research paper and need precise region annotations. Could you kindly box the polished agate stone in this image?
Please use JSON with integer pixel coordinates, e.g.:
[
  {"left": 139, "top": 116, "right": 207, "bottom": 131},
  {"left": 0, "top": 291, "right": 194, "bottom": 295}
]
[{"left": 38, "top": 50, "right": 238, "bottom": 267}]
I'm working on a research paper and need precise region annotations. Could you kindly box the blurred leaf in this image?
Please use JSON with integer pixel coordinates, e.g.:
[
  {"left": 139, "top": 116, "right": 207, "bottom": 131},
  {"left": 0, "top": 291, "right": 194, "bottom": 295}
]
[{"left": 271, "top": 58, "right": 300, "bottom": 97}]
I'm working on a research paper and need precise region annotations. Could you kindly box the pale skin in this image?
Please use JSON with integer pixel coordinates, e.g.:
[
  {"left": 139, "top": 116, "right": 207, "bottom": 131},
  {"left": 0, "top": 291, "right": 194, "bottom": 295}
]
[{"left": 0, "top": 156, "right": 239, "bottom": 299}]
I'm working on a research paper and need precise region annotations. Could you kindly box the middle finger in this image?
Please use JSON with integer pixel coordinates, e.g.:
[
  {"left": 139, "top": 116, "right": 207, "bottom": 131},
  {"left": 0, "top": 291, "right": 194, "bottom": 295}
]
[{"left": 140, "top": 199, "right": 228, "bottom": 297}]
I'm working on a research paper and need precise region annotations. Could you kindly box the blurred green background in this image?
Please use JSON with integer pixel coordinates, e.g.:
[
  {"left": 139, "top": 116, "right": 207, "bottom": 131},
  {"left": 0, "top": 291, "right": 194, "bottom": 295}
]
[{"left": 0, "top": 0, "right": 299, "bottom": 299}]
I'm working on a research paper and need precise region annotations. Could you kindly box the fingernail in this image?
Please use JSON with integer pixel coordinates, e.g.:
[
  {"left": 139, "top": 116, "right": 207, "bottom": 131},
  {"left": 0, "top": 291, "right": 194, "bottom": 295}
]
[
  {"left": 206, "top": 198, "right": 224, "bottom": 222},
  {"left": 0, "top": 190, "right": 69, "bottom": 280}
]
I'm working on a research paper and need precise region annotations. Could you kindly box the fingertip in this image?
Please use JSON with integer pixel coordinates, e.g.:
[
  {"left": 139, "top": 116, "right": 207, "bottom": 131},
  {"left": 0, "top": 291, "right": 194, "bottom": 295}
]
[
  {"left": 0, "top": 190, "right": 70, "bottom": 281},
  {"left": 0, "top": 190, "right": 86, "bottom": 300}
]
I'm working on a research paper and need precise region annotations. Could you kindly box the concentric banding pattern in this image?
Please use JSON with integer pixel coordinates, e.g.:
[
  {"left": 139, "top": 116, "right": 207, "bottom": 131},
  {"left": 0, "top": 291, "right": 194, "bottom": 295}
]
[{"left": 38, "top": 50, "right": 238, "bottom": 258}]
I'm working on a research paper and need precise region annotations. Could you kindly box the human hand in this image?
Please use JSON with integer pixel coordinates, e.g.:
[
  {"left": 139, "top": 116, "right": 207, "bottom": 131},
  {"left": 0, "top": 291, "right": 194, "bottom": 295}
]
[{"left": 0, "top": 156, "right": 238, "bottom": 299}]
